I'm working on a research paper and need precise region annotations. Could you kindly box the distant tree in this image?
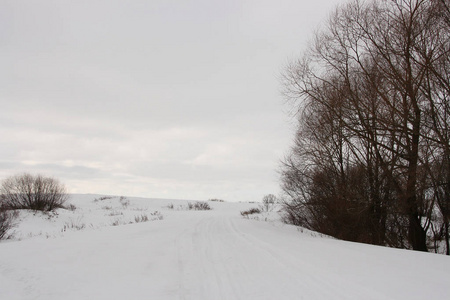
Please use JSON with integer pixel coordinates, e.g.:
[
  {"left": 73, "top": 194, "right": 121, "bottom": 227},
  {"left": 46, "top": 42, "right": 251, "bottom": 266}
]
[
  {"left": 0, "top": 173, "right": 68, "bottom": 211},
  {"left": 260, "top": 194, "right": 277, "bottom": 212}
]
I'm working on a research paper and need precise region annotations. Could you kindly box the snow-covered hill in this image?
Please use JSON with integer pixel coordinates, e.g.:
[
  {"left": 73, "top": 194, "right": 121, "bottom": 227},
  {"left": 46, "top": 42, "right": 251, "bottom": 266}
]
[{"left": 0, "top": 194, "right": 449, "bottom": 299}]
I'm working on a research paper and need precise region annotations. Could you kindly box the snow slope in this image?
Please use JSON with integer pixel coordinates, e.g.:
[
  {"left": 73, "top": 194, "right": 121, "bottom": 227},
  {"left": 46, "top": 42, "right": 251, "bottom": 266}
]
[{"left": 0, "top": 195, "right": 449, "bottom": 299}]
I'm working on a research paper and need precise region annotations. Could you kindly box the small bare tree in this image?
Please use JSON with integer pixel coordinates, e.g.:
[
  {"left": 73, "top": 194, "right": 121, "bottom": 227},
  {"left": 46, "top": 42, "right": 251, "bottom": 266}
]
[
  {"left": 0, "top": 173, "right": 68, "bottom": 211},
  {"left": 260, "top": 194, "right": 277, "bottom": 212}
]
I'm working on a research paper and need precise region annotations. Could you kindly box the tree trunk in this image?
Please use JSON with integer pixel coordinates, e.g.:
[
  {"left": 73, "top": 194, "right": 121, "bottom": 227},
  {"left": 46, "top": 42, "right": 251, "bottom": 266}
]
[{"left": 409, "top": 212, "right": 428, "bottom": 251}]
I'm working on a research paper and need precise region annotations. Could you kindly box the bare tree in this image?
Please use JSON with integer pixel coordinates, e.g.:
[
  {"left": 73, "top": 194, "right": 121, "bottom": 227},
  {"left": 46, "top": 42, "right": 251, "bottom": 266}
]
[
  {"left": 260, "top": 194, "right": 277, "bottom": 212},
  {"left": 281, "top": 0, "right": 449, "bottom": 252},
  {"left": 1, "top": 173, "right": 68, "bottom": 211}
]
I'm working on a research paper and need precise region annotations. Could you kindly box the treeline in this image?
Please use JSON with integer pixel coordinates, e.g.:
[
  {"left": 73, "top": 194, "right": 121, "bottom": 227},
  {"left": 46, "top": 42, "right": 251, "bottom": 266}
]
[{"left": 281, "top": 0, "right": 449, "bottom": 253}]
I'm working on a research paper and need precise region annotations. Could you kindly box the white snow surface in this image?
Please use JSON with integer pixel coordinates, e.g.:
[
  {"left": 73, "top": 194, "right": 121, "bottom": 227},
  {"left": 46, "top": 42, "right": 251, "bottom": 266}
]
[{"left": 0, "top": 194, "right": 449, "bottom": 300}]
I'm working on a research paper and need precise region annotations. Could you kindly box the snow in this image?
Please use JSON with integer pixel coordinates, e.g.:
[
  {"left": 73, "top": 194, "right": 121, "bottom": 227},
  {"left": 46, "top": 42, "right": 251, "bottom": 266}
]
[{"left": 0, "top": 194, "right": 449, "bottom": 299}]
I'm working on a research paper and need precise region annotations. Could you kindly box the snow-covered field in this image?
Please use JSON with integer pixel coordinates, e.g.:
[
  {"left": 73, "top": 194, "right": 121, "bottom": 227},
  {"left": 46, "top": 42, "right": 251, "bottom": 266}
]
[{"left": 0, "top": 194, "right": 449, "bottom": 300}]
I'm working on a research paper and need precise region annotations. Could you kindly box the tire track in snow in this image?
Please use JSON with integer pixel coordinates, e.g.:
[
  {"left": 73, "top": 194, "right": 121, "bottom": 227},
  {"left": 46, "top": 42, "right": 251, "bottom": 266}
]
[
  {"left": 227, "top": 218, "right": 394, "bottom": 300},
  {"left": 165, "top": 213, "right": 403, "bottom": 300},
  {"left": 176, "top": 216, "right": 244, "bottom": 299},
  {"left": 175, "top": 222, "right": 189, "bottom": 298},
  {"left": 198, "top": 216, "right": 242, "bottom": 299},
  {"left": 175, "top": 214, "right": 327, "bottom": 300},
  {"left": 175, "top": 224, "right": 191, "bottom": 300}
]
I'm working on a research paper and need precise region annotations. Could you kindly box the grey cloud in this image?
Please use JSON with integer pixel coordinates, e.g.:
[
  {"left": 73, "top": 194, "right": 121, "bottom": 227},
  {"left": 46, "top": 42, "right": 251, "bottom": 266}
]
[
  {"left": 0, "top": 0, "right": 343, "bottom": 201},
  {"left": 0, "top": 161, "right": 101, "bottom": 180}
]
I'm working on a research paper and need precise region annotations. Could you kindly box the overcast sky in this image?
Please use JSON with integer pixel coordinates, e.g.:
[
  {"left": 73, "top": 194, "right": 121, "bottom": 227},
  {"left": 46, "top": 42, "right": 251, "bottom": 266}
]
[{"left": 1, "top": 0, "right": 343, "bottom": 202}]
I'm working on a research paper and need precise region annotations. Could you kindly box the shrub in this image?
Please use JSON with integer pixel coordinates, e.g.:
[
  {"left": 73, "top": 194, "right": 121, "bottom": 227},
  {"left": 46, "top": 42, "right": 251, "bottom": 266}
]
[
  {"left": 108, "top": 211, "right": 123, "bottom": 216},
  {"left": 119, "top": 196, "right": 130, "bottom": 208},
  {"left": 150, "top": 211, "right": 164, "bottom": 220},
  {"left": 208, "top": 198, "right": 225, "bottom": 202},
  {"left": 0, "top": 207, "right": 16, "bottom": 240},
  {"left": 93, "top": 196, "right": 113, "bottom": 202},
  {"left": 188, "top": 201, "right": 211, "bottom": 210},
  {"left": 0, "top": 173, "right": 68, "bottom": 211},
  {"left": 62, "top": 218, "right": 86, "bottom": 231},
  {"left": 240, "top": 207, "right": 261, "bottom": 217},
  {"left": 134, "top": 214, "right": 149, "bottom": 223},
  {"left": 66, "top": 204, "right": 77, "bottom": 211},
  {"left": 111, "top": 219, "right": 121, "bottom": 226}
]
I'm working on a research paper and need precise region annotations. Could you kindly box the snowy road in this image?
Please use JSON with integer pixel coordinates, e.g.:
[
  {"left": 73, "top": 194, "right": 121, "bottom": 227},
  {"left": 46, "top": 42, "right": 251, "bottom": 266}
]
[
  {"left": 174, "top": 215, "right": 347, "bottom": 299},
  {"left": 1, "top": 200, "right": 449, "bottom": 300}
]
